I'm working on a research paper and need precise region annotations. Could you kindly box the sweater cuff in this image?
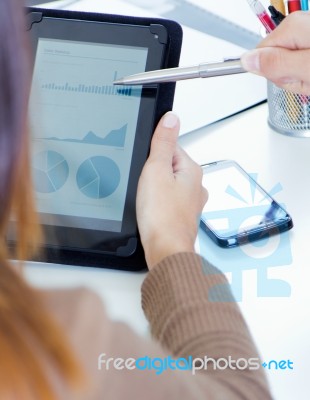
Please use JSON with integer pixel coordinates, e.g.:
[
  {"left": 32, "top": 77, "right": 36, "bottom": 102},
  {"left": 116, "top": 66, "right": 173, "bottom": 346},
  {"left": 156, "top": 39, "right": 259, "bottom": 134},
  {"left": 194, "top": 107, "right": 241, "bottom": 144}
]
[{"left": 141, "top": 253, "right": 253, "bottom": 354}]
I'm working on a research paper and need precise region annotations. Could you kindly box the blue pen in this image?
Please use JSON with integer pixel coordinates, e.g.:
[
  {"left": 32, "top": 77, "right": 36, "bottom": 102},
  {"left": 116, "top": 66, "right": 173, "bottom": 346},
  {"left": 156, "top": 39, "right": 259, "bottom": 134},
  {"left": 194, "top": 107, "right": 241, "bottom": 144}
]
[{"left": 301, "top": 0, "right": 309, "bottom": 10}]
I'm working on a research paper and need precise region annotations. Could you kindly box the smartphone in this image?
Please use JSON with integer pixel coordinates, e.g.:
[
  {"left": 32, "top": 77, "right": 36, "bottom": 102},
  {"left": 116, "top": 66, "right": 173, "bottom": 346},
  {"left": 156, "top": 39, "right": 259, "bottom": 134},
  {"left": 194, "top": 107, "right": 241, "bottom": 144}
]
[{"left": 200, "top": 160, "right": 293, "bottom": 248}]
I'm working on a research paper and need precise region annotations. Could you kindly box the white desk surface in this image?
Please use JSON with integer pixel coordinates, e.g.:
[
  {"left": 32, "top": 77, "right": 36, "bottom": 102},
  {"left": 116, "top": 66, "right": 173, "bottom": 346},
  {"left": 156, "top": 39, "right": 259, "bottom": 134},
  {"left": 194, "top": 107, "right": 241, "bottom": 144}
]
[{"left": 25, "top": 102, "right": 310, "bottom": 400}]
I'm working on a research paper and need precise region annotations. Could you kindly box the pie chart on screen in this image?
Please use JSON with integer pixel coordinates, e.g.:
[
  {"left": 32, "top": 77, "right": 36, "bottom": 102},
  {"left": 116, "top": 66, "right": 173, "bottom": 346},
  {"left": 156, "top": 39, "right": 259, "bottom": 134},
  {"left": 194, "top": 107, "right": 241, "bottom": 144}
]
[
  {"left": 76, "top": 156, "right": 120, "bottom": 199},
  {"left": 33, "top": 150, "right": 69, "bottom": 193}
]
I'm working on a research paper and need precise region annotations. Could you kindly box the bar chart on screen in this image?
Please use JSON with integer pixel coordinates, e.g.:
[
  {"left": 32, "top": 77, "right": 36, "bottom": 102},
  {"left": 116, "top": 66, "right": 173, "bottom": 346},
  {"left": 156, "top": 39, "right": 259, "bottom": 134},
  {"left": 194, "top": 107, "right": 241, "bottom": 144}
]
[{"left": 41, "top": 81, "right": 133, "bottom": 97}]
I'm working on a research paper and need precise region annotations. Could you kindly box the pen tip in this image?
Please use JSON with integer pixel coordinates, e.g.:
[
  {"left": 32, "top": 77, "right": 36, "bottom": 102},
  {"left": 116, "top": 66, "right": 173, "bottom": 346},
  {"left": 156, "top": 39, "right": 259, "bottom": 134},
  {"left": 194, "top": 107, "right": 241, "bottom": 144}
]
[{"left": 113, "top": 79, "right": 124, "bottom": 85}]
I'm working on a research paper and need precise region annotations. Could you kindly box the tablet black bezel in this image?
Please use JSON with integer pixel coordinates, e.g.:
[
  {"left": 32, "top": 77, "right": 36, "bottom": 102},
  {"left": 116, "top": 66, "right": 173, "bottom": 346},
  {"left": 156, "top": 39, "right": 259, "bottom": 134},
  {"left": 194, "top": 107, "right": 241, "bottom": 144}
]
[{"left": 28, "top": 15, "right": 167, "bottom": 257}]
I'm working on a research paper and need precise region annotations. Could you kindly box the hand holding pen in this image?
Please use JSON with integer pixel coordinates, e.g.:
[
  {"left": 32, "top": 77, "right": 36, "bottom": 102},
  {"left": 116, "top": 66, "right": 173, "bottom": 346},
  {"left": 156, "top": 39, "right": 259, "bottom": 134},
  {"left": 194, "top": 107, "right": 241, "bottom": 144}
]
[
  {"left": 115, "top": 0, "right": 310, "bottom": 88},
  {"left": 241, "top": 11, "right": 310, "bottom": 95},
  {"left": 114, "top": 0, "right": 275, "bottom": 86},
  {"left": 114, "top": 0, "right": 276, "bottom": 86}
]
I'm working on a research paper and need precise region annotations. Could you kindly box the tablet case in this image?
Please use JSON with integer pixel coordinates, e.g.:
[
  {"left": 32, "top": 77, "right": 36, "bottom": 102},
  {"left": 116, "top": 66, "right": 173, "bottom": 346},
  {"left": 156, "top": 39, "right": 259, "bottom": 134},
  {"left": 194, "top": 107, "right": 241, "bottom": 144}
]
[{"left": 26, "top": 8, "right": 183, "bottom": 271}]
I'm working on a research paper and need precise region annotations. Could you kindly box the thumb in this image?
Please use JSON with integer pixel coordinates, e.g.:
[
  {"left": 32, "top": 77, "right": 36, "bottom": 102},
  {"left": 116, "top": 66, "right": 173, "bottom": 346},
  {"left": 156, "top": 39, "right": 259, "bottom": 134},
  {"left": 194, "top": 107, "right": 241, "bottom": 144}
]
[
  {"left": 241, "top": 47, "right": 310, "bottom": 95},
  {"left": 148, "top": 112, "right": 180, "bottom": 164}
]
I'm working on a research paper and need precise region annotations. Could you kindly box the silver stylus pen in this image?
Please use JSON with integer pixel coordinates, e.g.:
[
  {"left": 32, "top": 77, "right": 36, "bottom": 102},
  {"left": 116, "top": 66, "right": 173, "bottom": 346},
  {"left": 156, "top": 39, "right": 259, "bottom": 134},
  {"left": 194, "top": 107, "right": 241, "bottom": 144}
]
[{"left": 113, "top": 58, "right": 246, "bottom": 85}]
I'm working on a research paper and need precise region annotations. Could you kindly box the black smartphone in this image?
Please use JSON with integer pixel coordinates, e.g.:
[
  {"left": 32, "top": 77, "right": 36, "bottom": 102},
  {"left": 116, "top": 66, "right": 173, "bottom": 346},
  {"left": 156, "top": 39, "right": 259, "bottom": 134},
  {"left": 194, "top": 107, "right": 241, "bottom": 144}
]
[{"left": 200, "top": 160, "right": 293, "bottom": 248}]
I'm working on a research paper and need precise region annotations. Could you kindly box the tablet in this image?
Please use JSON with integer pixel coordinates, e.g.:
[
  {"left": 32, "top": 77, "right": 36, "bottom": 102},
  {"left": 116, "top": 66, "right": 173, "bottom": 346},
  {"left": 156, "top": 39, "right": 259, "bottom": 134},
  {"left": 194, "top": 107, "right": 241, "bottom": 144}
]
[{"left": 24, "top": 8, "right": 182, "bottom": 269}]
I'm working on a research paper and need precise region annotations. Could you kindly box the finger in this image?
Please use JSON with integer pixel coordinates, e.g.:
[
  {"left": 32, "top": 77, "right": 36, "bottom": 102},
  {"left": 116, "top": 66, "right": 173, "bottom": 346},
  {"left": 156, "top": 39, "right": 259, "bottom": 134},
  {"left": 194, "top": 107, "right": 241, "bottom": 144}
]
[
  {"left": 148, "top": 112, "right": 180, "bottom": 165},
  {"left": 241, "top": 47, "right": 310, "bottom": 95},
  {"left": 172, "top": 145, "right": 198, "bottom": 171},
  {"left": 201, "top": 186, "right": 209, "bottom": 209},
  {"left": 172, "top": 145, "right": 204, "bottom": 182}
]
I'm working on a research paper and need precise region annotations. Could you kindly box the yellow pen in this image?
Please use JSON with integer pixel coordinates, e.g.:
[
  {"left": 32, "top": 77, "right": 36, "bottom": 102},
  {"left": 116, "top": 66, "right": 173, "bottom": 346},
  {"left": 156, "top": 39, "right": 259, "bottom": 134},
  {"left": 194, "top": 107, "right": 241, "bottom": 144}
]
[{"left": 270, "top": 0, "right": 286, "bottom": 15}]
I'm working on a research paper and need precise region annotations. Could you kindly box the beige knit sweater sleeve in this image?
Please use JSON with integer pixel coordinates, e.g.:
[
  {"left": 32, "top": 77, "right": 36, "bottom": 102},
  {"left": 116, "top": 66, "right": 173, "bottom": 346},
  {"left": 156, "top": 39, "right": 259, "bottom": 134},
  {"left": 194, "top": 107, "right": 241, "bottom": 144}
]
[{"left": 44, "top": 252, "right": 273, "bottom": 400}]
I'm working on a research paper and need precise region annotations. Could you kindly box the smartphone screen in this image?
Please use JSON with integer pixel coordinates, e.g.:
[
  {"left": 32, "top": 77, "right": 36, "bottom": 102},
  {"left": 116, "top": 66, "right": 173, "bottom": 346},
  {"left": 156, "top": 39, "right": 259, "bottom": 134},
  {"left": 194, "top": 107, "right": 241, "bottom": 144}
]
[{"left": 200, "top": 160, "right": 293, "bottom": 247}]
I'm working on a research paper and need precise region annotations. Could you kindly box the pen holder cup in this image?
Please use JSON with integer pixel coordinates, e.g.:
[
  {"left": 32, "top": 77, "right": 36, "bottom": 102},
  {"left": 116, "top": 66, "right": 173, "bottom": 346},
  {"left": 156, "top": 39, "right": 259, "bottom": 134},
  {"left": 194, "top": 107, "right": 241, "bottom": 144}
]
[{"left": 267, "top": 81, "right": 310, "bottom": 137}]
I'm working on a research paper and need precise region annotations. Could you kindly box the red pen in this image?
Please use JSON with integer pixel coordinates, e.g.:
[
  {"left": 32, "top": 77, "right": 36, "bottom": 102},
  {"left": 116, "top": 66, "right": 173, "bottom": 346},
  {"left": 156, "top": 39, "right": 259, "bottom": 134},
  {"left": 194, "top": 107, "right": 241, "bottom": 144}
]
[
  {"left": 287, "top": 0, "right": 302, "bottom": 13},
  {"left": 246, "top": 0, "right": 276, "bottom": 33}
]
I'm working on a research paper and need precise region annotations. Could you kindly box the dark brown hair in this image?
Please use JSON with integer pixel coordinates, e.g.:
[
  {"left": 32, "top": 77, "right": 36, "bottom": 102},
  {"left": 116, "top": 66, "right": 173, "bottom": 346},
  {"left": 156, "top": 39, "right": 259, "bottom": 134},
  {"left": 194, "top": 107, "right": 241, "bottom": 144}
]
[{"left": 0, "top": 1, "right": 85, "bottom": 398}]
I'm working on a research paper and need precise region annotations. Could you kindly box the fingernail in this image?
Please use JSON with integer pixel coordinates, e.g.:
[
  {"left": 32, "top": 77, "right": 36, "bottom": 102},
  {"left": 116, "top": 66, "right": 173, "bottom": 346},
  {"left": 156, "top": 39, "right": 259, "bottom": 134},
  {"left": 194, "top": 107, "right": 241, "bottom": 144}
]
[
  {"left": 241, "top": 50, "right": 261, "bottom": 73},
  {"left": 162, "top": 112, "right": 179, "bottom": 128}
]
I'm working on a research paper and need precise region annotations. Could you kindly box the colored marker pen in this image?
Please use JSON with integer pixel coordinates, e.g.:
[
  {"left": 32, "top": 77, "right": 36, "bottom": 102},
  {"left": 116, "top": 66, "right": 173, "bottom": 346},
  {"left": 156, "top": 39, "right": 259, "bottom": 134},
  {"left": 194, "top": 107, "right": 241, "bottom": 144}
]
[
  {"left": 268, "top": 5, "right": 286, "bottom": 25},
  {"left": 271, "top": 0, "right": 286, "bottom": 15},
  {"left": 287, "top": 0, "right": 301, "bottom": 13},
  {"left": 246, "top": 0, "right": 276, "bottom": 33},
  {"left": 301, "top": 0, "right": 309, "bottom": 10}
]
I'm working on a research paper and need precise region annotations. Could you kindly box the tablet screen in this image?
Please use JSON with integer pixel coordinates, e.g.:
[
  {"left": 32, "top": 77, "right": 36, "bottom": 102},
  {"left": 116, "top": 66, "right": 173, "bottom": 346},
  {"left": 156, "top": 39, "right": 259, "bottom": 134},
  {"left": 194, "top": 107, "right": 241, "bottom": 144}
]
[
  {"left": 29, "top": 38, "right": 148, "bottom": 233},
  {"left": 22, "top": 12, "right": 175, "bottom": 259}
]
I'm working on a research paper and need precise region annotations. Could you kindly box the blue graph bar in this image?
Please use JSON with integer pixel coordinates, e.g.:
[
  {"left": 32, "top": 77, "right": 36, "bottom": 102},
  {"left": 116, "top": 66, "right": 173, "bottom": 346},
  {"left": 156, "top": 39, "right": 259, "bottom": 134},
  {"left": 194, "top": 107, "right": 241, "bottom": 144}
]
[{"left": 41, "top": 81, "right": 134, "bottom": 97}]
